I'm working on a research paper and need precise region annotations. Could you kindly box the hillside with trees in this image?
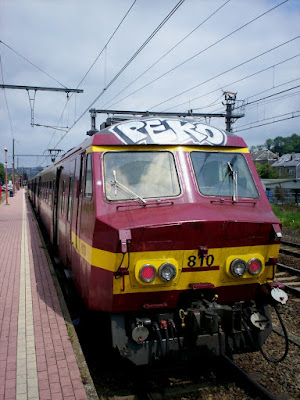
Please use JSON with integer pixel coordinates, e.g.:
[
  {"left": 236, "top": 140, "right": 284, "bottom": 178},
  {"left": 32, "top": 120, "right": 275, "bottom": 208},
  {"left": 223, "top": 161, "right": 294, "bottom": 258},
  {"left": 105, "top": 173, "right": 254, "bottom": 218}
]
[{"left": 251, "top": 133, "right": 300, "bottom": 156}]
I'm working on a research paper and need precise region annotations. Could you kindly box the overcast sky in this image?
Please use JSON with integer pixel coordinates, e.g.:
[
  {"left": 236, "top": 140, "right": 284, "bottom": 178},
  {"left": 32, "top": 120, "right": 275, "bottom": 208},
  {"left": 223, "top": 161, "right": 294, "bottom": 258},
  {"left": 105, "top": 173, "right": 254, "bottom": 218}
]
[{"left": 1, "top": 0, "right": 299, "bottom": 168}]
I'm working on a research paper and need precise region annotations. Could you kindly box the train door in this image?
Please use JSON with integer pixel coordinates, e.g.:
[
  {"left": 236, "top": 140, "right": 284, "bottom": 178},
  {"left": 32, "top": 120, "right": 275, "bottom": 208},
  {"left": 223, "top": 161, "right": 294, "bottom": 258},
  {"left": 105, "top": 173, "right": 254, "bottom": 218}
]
[
  {"left": 65, "top": 160, "right": 75, "bottom": 266},
  {"left": 37, "top": 176, "right": 42, "bottom": 213},
  {"left": 75, "top": 154, "right": 85, "bottom": 250},
  {"left": 53, "top": 166, "right": 62, "bottom": 247},
  {"left": 33, "top": 178, "right": 37, "bottom": 208}
]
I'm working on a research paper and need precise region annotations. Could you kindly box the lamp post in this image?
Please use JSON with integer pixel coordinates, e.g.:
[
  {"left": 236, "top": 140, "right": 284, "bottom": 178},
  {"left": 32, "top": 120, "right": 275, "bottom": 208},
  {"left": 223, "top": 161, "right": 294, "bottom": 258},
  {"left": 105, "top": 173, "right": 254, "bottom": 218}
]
[{"left": 4, "top": 148, "right": 8, "bottom": 205}]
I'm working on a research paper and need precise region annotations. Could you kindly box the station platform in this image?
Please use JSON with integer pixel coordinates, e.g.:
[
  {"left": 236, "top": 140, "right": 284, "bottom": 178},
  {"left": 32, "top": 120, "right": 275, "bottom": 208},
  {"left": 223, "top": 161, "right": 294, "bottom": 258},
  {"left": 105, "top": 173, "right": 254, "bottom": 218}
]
[{"left": 0, "top": 190, "right": 95, "bottom": 400}]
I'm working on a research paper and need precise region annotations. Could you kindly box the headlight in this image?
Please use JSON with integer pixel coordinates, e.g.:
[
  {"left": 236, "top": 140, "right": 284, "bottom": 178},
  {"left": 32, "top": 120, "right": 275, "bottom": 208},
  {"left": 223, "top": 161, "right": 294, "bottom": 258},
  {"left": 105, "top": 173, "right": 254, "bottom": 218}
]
[
  {"left": 230, "top": 259, "right": 247, "bottom": 277},
  {"left": 248, "top": 258, "right": 262, "bottom": 275},
  {"left": 139, "top": 264, "right": 156, "bottom": 282},
  {"left": 158, "top": 262, "right": 177, "bottom": 282}
]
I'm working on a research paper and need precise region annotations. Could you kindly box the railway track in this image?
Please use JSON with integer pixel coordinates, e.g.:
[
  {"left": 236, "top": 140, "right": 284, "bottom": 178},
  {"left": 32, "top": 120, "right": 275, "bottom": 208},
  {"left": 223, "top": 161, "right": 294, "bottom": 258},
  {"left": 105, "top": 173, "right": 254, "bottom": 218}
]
[
  {"left": 279, "top": 240, "right": 300, "bottom": 258},
  {"left": 275, "top": 263, "right": 300, "bottom": 297},
  {"left": 106, "top": 356, "right": 279, "bottom": 400}
]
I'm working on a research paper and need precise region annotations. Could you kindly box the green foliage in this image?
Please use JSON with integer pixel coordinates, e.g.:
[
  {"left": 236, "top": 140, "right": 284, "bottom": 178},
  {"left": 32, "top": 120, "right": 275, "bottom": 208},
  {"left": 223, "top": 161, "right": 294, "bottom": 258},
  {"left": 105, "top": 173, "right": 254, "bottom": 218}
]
[
  {"left": 255, "top": 163, "right": 278, "bottom": 179},
  {"left": 252, "top": 134, "right": 300, "bottom": 156},
  {"left": 0, "top": 163, "right": 4, "bottom": 185},
  {"left": 264, "top": 134, "right": 300, "bottom": 156},
  {"left": 271, "top": 204, "right": 300, "bottom": 229}
]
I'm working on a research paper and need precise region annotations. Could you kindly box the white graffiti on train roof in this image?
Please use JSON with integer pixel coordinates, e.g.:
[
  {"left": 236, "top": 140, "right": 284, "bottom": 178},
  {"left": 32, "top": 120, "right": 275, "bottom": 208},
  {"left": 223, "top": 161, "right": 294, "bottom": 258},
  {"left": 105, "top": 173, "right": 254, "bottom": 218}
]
[{"left": 109, "top": 118, "right": 227, "bottom": 146}]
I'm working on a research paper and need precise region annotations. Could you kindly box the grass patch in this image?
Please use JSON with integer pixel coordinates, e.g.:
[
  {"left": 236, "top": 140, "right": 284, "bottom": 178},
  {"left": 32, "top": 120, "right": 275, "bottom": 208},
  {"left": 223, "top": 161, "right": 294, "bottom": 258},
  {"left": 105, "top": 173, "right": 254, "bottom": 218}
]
[{"left": 271, "top": 204, "right": 300, "bottom": 230}]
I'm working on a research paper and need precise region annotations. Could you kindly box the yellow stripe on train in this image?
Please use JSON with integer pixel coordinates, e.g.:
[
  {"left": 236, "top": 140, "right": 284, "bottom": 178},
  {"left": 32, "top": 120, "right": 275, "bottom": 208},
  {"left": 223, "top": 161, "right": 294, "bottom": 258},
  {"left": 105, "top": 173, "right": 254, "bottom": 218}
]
[
  {"left": 85, "top": 145, "right": 249, "bottom": 154},
  {"left": 71, "top": 232, "right": 279, "bottom": 295}
]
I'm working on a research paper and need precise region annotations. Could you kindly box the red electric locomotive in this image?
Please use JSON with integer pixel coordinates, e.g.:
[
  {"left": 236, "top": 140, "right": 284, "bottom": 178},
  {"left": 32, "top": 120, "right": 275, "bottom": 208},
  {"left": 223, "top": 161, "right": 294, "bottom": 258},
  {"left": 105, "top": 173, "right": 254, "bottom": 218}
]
[{"left": 28, "top": 110, "right": 288, "bottom": 365}]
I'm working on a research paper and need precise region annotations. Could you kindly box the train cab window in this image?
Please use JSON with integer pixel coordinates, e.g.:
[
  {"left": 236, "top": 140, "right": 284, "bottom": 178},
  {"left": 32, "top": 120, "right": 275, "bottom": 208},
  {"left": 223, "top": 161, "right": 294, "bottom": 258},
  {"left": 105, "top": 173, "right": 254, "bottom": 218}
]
[
  {"left": 84, "top": 154, "right": 93, "bottom": 199},
  {"left": 191, "top": 152, "right": 258, "bottom": 198},
  {"left": 104, "top": 151, "right": 180, "bottom": 201}
]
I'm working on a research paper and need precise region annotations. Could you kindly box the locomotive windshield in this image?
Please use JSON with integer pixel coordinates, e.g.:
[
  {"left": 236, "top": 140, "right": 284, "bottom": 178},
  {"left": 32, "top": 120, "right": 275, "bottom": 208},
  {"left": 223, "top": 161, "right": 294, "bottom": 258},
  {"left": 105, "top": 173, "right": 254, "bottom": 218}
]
[
  {"left": 191, "top": 152, "right": 258, "bottom": 198},
  {"left": 104, "top": 151, "right": 181, "bottom": 201}
]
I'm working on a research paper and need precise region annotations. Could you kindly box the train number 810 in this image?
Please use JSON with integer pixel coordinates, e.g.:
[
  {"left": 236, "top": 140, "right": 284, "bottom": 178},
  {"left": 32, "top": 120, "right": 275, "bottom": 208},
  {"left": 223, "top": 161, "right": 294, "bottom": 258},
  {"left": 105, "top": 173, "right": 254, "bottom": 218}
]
[{"left": 187, "top": 255, "right": 215, "bottom": 268}]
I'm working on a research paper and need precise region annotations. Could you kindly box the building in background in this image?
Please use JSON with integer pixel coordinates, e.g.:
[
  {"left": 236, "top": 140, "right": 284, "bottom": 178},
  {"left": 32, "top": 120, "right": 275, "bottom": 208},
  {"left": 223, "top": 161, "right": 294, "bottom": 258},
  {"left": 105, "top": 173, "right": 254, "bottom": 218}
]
[
  {"left": 250, "top": 149, "right": 278, "bottom": 166},
  {"left": 271, "top": 153, "right": 300, "bottom": 179}
]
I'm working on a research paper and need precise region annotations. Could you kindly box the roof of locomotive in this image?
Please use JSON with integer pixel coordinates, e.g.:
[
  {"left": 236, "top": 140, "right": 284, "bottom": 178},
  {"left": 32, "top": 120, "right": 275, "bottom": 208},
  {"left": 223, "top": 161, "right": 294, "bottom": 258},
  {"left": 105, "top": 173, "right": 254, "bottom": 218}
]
[
  {"left": 89, "top": 117, "right": 248, "bottom": 148},
  {"left": 33, "top": 117, "right": 248, "bottom": 177}
]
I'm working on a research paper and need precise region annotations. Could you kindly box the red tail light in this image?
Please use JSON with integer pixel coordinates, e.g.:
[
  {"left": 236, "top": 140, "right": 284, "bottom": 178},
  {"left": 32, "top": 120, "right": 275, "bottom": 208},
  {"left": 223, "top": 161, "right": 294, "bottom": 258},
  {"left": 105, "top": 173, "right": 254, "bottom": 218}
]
[
  {"left": 139, "top": 264, "right": 156, "bottom": 282},
  {"left": 248, "top": 258, "right": 262, "bottom": 275}
]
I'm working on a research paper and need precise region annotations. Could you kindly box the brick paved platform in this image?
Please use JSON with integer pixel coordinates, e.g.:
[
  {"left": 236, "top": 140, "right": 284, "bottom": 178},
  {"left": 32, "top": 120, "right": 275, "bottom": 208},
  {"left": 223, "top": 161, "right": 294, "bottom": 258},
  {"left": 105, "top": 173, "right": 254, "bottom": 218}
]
[{"left": 0, "top": 190, "right": 93, "bottom": 400}]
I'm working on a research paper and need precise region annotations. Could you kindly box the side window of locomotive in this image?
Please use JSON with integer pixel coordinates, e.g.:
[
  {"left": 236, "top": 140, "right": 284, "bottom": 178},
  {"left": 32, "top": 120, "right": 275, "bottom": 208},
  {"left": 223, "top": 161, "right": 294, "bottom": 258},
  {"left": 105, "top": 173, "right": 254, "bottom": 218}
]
[
  {"left": 67, "top": 177, "right": 73, "bottom": 222},
  {"left": 103, "top": 151, "right": 180, "bottom": 201},
  {"left": 84, "top": 154, "right": 93, "bottom": 199},
  {"left": 190, "top": 152, "right": 258, "bottom": 198}
]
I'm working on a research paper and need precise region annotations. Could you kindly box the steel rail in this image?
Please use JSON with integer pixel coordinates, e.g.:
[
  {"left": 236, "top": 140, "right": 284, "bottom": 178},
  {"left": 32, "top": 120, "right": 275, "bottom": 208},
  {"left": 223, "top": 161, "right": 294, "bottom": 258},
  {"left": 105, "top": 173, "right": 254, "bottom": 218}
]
[
  {"left": 220, "top": 355, "right": 278, "bottom": 400},
  {"left": 280, "top": 241, "right": 300, "bottom": 249},
  {"left": 276, "top": 263, "right": 300, "bottom": 297},
  {"left": 277, "top": 263, "right": 300, "bottom": 276},
  {"left": 279, "top": 248, "right": 300, "bottom": 258}
]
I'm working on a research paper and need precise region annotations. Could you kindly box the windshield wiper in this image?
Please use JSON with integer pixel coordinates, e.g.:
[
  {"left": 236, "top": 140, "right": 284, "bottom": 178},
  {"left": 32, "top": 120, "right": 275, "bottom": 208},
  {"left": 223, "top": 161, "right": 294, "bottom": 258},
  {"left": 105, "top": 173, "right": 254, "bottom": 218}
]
[
  {"left": 227, "top": 162, "right": 238, "bottom": 202},
  {"left": 111, "top": 170, "right": 147, "bottom": 204}
]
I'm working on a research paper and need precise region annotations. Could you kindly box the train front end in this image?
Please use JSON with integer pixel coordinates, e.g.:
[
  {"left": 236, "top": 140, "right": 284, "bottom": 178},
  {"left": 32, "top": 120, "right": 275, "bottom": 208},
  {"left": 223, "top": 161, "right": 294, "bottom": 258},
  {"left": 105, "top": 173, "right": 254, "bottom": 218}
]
[{"left": 89, "top": 117, "right": 287, "bottom": 365}]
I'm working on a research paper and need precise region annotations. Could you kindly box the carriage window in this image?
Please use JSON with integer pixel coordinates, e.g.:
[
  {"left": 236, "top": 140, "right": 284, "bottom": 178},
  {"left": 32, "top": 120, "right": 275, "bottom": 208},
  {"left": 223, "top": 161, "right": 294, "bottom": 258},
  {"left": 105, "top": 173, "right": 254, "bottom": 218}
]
[
  {"left": 190, "top": 152, "right": 258, "bottom": 198},
  {"left": 46, "top": 182, "right": 49, "bottom": 202},
  {"left": 67, "top": 177, "right": 73, "bottom": 222},
  {"left": 49, "top": 181, "right": 52, "bottom": 205},
  {"left": 61, "top": 180, "right": 66, "bottom": 215},
  {"left": 104, "top": 151, "right": 180, "bottom": 201},
  {"left": 84, "top": 154, "right": 93, "bottom": 199}
]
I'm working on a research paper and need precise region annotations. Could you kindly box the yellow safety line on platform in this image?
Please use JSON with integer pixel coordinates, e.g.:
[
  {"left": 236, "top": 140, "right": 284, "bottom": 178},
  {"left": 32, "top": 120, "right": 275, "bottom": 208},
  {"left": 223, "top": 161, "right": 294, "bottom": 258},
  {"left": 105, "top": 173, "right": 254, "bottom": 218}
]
[{"left": 17, "top": 194, "right": 39, "bottom": 399}]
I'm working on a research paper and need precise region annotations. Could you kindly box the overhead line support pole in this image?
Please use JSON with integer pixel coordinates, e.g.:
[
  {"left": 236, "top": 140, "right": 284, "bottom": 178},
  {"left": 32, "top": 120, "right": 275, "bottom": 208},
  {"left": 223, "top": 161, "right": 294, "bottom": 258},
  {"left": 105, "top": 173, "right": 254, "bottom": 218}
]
[{"left": 13, "top": 139, "right": 15, "bottom": 195}]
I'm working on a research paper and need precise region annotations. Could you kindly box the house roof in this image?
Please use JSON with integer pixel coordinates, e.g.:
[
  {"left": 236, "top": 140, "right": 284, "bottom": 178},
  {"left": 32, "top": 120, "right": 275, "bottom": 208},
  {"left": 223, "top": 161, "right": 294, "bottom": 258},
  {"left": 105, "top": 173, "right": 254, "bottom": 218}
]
[
  {"left": 272, "top": 153, "right": 300, "bottom": 167},
  {"left": 251, "top": 149, "right": 277, "bottom": 161}
]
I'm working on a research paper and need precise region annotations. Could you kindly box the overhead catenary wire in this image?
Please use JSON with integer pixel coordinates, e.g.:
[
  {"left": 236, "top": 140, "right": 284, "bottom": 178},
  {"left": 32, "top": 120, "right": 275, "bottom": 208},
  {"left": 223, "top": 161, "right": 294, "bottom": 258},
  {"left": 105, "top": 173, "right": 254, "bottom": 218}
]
[
  {"left": 232, "top": 110, "right": 300, "bottom": 132},
  {"left": 239, "top": 90, "right": 300, "bottom": 113},
  {"left": 102, "top": 0, "right": 231, "bottom": 109},
  {"left": 0, "top": 53, "right": 14, "bottom": 138},
  {"left": 102, "top": 0, "right": 289, "bottom": 110},
  {"left": 151, "top": 35, "right": 300, "bottom": 111},
  {"left": 75, "top": 0, "right": 138, "bottom": 91},
  {"left": 205, "top": 82, "right": 300, "bottom": 117},
  {"left": 199, "top": 77, "right": 300, "bottom": 113},
  {"left": 164, "top": 50, "right": 300, "bottom": 113},
  {"left": 52, "top": 0, "right": 186, "bottom": 150},
  {"left": 0, "top": 40, "right": 67, "bottom": 88},
  {"left": 206, "top": 88, "right": 300, "bottom": 119},
  {"left": 234, "top": 105, "right": 300, "bottom": 128},
  {"left": 41, "top": 0, "right": 138, "bottom": 164},
  {"left": 236, "top": 84, "right": 300, "bottom": 109}
]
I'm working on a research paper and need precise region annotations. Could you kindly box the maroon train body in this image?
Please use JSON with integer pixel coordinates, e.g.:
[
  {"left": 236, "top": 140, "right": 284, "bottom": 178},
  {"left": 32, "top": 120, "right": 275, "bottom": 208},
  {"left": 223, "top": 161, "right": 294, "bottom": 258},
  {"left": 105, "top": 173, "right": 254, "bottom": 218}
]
[{"left": 28, "top": 113, "right": 287, "bottom": 365}]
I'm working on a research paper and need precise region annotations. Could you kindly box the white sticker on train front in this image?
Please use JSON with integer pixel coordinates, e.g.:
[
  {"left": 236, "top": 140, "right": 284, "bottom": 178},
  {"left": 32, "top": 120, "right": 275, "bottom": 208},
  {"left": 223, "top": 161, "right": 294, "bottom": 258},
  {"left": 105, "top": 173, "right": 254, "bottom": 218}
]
[{"left": 109, "top": 118, "right": 227, "bottom": 146}]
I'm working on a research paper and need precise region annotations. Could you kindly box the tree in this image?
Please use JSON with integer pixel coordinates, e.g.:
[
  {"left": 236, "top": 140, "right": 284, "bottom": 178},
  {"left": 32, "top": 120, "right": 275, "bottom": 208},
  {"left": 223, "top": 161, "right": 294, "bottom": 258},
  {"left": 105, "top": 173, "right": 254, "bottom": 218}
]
[
  {"left": 0, "top": 163, "right": 4, "bottom": 185},
  {"left": 265, "top": 138, "right": 273, "bottom": 150},
  {"left": 254, "top": 134, "right": 300, "bottom": 156},
  {"left": 255, "top": 163, "right": 278, "bottom": 179}
]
